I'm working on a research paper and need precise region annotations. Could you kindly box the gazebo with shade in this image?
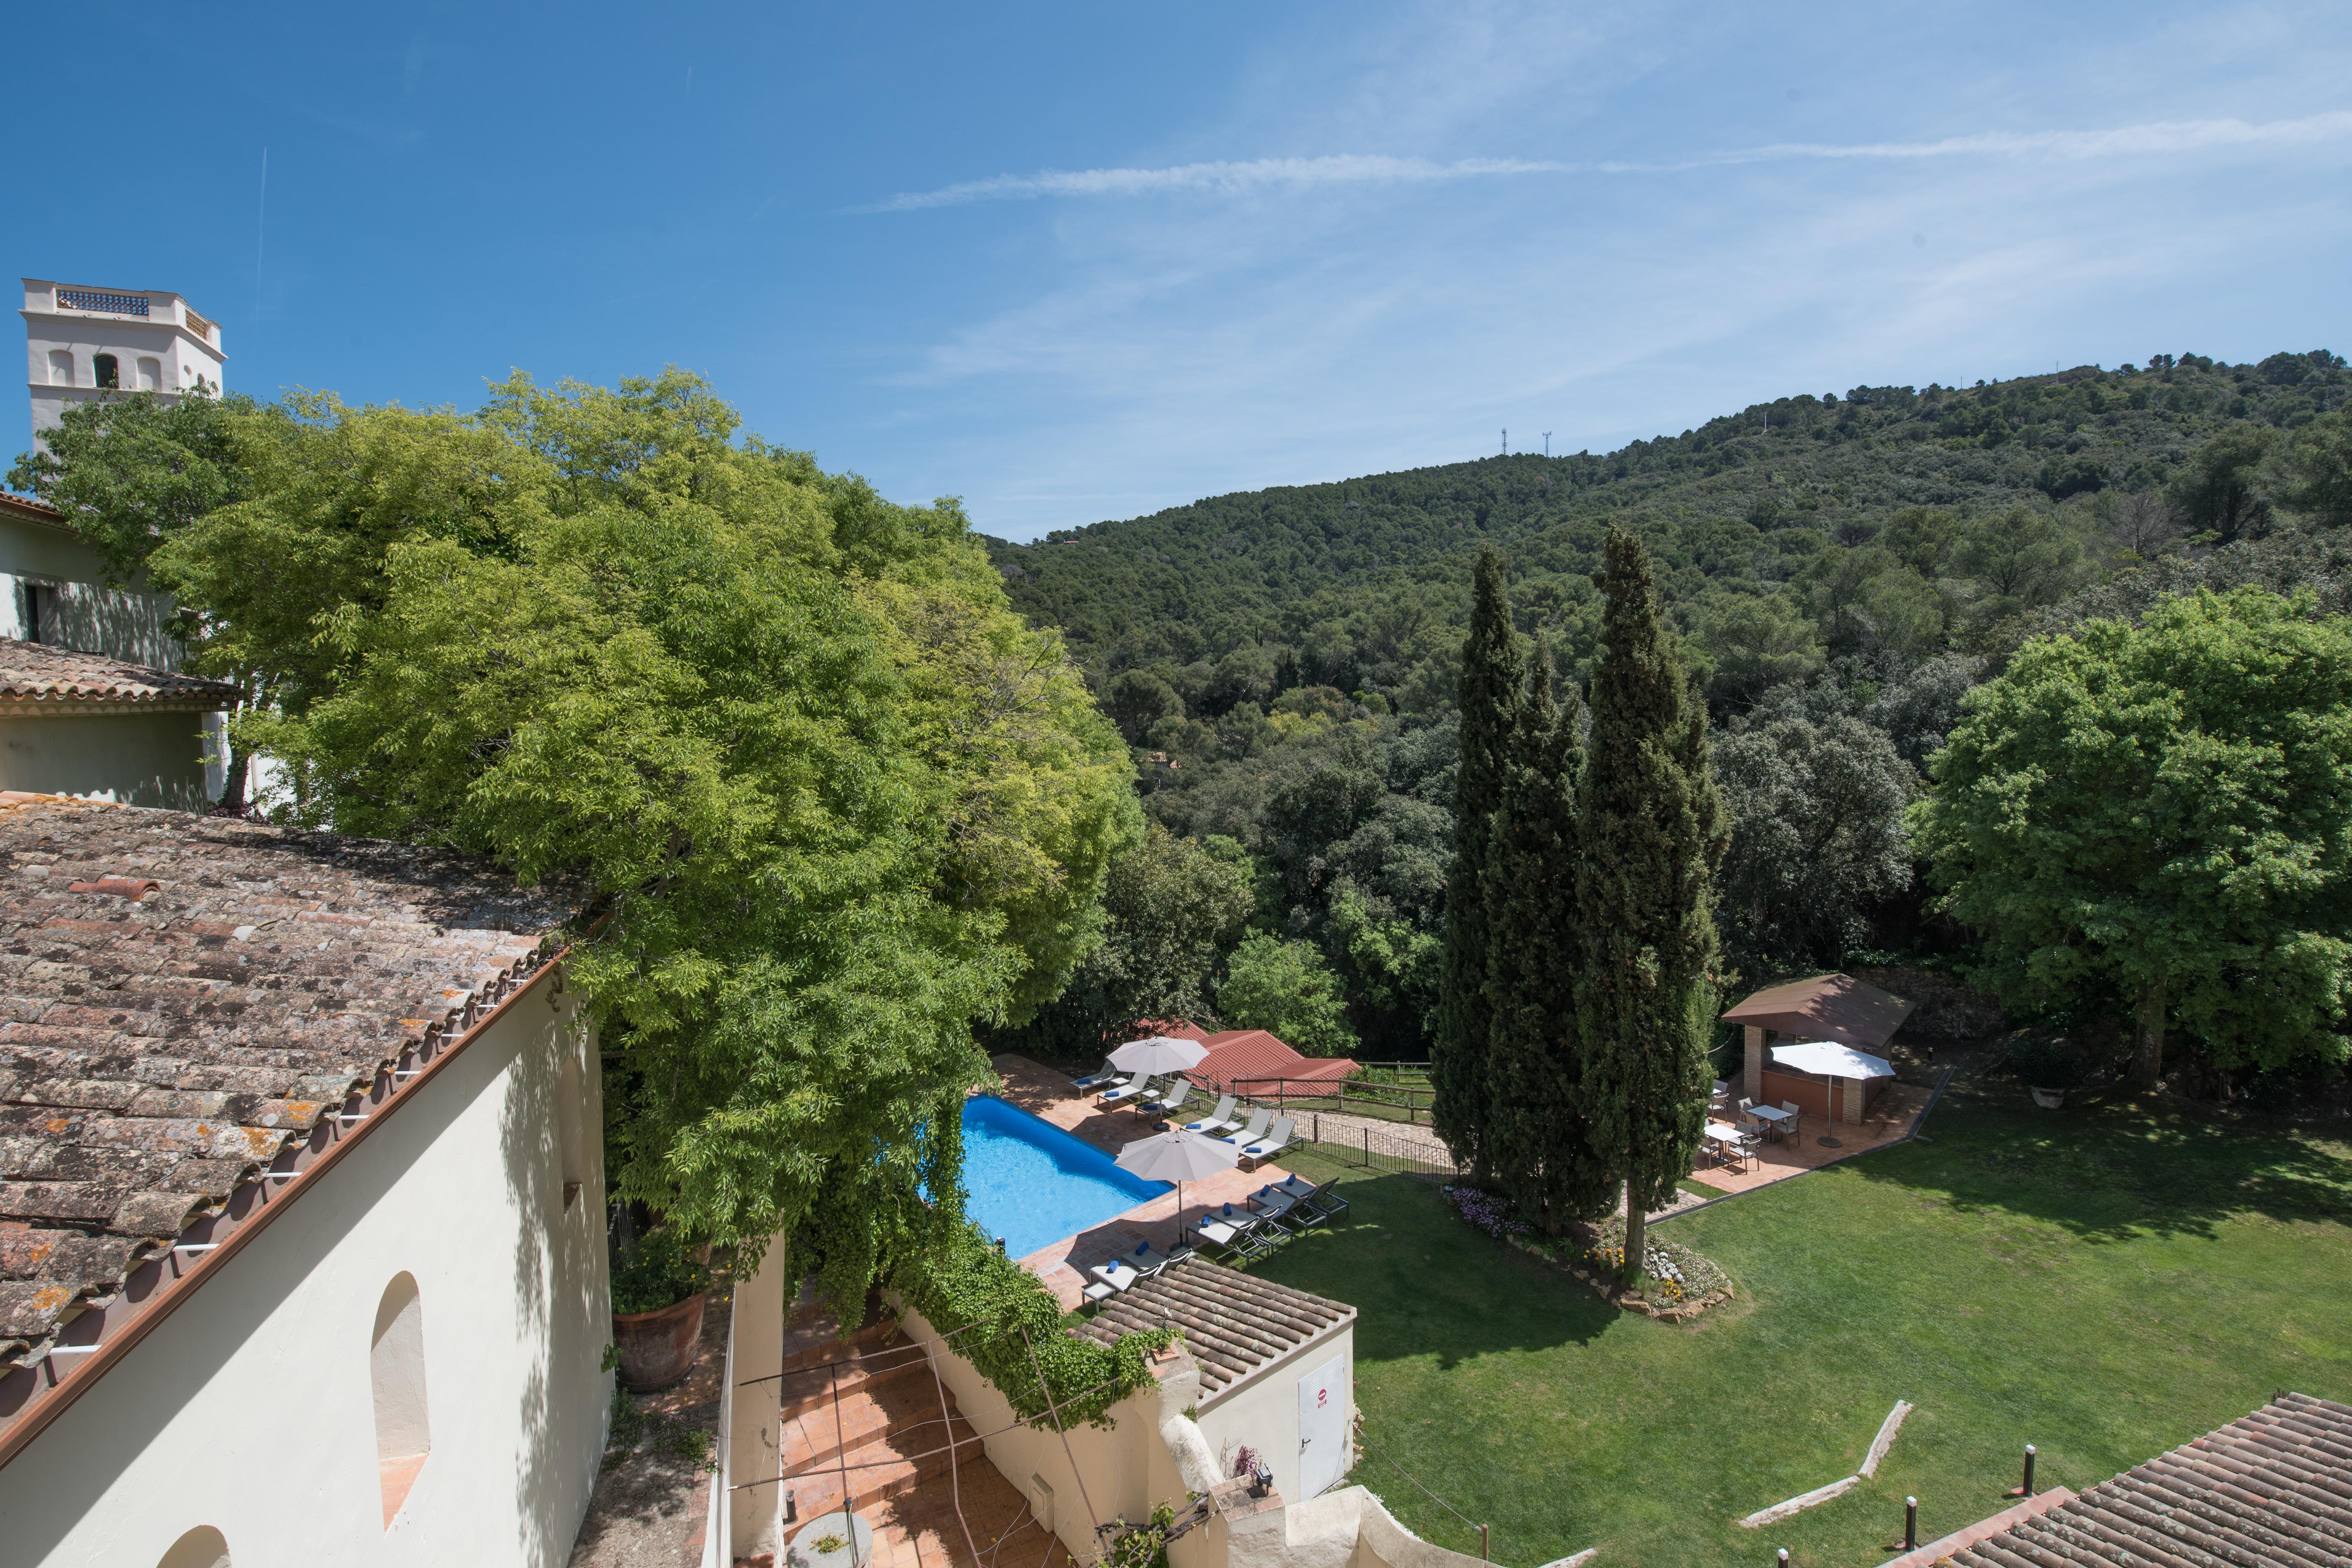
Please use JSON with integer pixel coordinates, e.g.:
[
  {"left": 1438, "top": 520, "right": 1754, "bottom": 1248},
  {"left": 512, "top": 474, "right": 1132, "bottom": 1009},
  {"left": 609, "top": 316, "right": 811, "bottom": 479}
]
[{"left": 1720, "top": 973, "right": 1914, "bottom": 1125}]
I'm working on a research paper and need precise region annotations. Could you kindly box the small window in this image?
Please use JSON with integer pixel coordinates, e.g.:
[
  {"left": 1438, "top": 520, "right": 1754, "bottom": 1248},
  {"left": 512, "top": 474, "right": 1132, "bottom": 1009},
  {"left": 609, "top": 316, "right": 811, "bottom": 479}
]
[
  {"left": 22, "top": 584, "right": 59, "bottom": 646},
  {"left": 94, "top": 353, "right": 119, "bottom": 389},
  {"left": 137, "top": 356, "right": 161, "bottom": 391},
  {"left": 371, "top": 1273, "right": 431, "bottom": 1527},
  {"left": 156, "top": 1526, "right": 232, "bottom": 1568},
  {"left": 46, "top": 349, "right": 72, "bottom": 386}
]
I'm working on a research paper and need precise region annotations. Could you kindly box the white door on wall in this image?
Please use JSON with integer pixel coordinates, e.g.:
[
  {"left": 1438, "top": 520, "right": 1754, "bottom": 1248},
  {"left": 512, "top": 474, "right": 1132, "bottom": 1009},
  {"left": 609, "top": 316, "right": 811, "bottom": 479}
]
[{"left": 1297, "top": 1353, "right": 1346, "bottom": 1497}]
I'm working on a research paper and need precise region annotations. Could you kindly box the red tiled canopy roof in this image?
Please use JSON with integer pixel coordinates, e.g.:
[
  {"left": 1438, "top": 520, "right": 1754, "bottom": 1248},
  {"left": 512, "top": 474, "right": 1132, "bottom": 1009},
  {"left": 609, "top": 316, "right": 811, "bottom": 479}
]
[
  {"left": 1721, "top": 973, "right": 1914, "bottom": 1051},
  {"left": 1138, "top": 1020, "right": 1357, "bottom": 1086},
  {"left": 0, "top": 639, "right": 241, "bottom": 711}
]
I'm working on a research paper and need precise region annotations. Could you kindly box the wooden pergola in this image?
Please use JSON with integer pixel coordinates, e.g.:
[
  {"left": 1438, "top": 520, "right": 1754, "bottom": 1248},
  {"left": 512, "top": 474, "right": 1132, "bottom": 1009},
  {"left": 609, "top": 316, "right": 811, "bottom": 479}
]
[{"left": 1721, "top": 973, "right": 1914, "bottom": 1124}]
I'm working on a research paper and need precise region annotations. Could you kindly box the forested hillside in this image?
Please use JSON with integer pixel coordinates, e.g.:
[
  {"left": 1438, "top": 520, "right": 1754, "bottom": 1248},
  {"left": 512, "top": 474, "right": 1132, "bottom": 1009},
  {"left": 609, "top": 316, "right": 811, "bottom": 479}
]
[{"left": 984, "top": 349, "right": 2352, "bottom": 1070}]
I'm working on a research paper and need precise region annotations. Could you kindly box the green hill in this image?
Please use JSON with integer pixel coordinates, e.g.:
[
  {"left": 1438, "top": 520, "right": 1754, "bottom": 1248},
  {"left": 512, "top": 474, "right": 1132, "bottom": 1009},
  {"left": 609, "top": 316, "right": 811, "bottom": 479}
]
[{"left": 981, "top": 349, "right": 2352, "bottom": 1061}]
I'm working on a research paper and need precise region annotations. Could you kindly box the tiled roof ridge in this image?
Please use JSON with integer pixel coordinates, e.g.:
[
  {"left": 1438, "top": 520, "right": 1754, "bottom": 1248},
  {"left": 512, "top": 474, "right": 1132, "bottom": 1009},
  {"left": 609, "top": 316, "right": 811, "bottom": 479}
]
[
  {"left": 0, "top": 638, "right": 242, "bottom": 708},
  {"left": 1945, "top": 1393, "right": 2352, "bottom": 1567},
  {"left": 1077, "top": 1257, "right": 1353, "bottom": 1397},
  {"left": 0, "top": 799, "right": 575, "bottom": 1389}
]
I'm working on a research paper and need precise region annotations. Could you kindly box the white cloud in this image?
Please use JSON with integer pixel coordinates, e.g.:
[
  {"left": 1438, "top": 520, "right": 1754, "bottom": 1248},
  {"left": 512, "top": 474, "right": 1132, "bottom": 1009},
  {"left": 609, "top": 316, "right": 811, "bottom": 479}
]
[
  {"left": 866, "top": 155, "right": 1572, "bottom": 211},
  {"left": 870, "top": 110, "right": 2352, "bottom": 212}
]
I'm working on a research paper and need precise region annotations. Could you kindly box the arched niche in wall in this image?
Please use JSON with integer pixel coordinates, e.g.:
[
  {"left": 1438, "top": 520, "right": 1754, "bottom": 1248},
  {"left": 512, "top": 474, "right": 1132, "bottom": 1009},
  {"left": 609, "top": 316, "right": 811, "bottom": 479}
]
[
  {"left": 370, "top": 1272, "right": 431, "bottom": 1527},
  {"left": 156, "top": 1525, "right": 232, "bottom": 1568}
]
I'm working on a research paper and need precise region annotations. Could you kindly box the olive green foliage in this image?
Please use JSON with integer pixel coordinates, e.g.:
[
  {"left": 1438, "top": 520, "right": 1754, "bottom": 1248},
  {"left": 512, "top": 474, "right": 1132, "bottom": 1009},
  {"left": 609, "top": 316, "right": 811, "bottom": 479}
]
[
  {"left": 1001, "top": 821, "right": 1253, "bottom": 1057},
  {"left": 1481, "top": 637, "right": 1611, "bottom": 1227},
  {"left": 6, "top": 387, "right": 261, "bottom": 584},
  {"left": 1576, "top": 530, "right": 1729, "bottom": 1280},
  {"left": 1913, "top": 586, "right": 2352, "bottom": 1083},
  {"left": 1218, "top": 930, "right": 1357, "bottom": 1056},
  {"left": 995, "top": 352, "right": 2352, "bottom": 1060},
  {"left": 1432, "top": 548, "right": 1517, "bottom": 1175},
  {"left": 1100, "top": 1502, "right": 1180, "bottom": 1568},
  {"left": 892, "top": 1221, "right": 1176, "bottom": 1429},
  {"left": 1713, "top": 705, "right": 1914, "bottom": 968},
  {"left": 102, "top": 370, "right": 1138, "bottom": 1311},
  {"left": 610, "top": 1226, "right": 713, "bottom": 1314}
]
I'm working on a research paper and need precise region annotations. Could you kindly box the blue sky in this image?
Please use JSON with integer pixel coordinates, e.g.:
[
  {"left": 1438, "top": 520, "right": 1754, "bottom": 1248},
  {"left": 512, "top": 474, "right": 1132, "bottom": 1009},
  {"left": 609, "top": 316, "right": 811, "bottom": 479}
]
[{"left": 10, "top": 1, "right": 2350, "bottom": 540}]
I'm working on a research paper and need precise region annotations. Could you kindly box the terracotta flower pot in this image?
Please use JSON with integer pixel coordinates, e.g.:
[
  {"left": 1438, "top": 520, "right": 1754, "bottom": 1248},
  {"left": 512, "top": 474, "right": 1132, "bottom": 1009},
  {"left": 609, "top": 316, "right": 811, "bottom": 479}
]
[{"left": 612, "top": 1292, "right": 706, "bottom": 1391}]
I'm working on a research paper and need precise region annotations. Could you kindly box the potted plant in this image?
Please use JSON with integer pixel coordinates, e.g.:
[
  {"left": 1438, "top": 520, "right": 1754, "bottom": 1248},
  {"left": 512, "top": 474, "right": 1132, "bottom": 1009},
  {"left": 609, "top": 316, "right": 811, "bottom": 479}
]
[
  {"left": 610, "top": 1226, "right": 712, "bottom": 1391},
  {"left": 2007, "top": 1034, "right": 2088, "bottom": 1108}
]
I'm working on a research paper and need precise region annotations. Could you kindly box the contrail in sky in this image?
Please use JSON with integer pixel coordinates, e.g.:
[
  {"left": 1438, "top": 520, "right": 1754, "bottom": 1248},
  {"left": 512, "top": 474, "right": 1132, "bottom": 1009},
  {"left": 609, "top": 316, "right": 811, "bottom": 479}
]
[{"left": 868, "top": 110, "right": 2352, "bottom": 210}]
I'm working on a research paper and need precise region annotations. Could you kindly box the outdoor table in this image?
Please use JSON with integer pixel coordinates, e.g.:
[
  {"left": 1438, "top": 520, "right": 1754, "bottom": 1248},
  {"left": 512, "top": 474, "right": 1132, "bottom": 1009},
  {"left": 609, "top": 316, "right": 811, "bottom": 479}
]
[
  {"left": 1746, "top": 1103, "right": 1794, "bottom": 1141},
  {"left": 1702, "top": 1121, "right": 1749, "bottom": 1170}
]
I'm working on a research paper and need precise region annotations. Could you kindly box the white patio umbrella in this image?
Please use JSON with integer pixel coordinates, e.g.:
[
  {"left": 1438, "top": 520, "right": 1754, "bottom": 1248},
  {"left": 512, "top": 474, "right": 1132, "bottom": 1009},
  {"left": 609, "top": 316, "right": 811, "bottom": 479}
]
[
  {"left": 1109, "top": 1035, "right": 1211, "bottom": 1074},
  {"left": 1114, "top": 1127, "right": 1238, "bottom": 1245},
  {"left": 1770, "top": 1040, "right": 1895, "bottom": 1129}
]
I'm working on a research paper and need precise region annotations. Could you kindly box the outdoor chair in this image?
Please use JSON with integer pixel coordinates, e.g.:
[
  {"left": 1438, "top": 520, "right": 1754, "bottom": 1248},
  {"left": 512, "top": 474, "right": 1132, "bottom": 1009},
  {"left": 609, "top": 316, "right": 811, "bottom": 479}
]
[
  {"left": 1710, "top": 1079, "right": 1730, "bottom": 1106},
  {"left": 1238, "top": 1115, "right": 1297, "bottom": 1168},
  {"left": 1222, "top": 1107, "right": 1273, "bottom": 1147},
  {"left": 1097, "top": 1073, "right": 1155, "bottom": 1108},
  {"left": 1735, "top": 1096, "right": 1760, "bottom": 1131},
  {"left": 1142, "top": 1081, "right": 1194, "bottom": 1118},
  {"left": 1071, "top": 1059, "right": 1121, "bottom": 1093},
  {"left": 1184, "top": 1095, "right": 1240, "bottom": 1137},
  {"left": 1779, "top": 1101, "right": 1803, "bottom": 1143}
]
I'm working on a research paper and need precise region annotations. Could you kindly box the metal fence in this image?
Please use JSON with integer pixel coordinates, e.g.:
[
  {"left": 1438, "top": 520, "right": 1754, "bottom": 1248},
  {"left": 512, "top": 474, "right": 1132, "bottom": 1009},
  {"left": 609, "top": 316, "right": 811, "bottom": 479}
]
[{"left": 1298, "top": 1111, "right": 1462, "bottom": 1177}]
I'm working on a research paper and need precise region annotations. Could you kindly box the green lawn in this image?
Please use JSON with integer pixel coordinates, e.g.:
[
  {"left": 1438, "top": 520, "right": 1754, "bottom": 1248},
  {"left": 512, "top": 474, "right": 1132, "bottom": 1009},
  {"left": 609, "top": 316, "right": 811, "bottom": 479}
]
[{"left": 1252, "top": 1070, "right": 2352, "bottom": 1568}]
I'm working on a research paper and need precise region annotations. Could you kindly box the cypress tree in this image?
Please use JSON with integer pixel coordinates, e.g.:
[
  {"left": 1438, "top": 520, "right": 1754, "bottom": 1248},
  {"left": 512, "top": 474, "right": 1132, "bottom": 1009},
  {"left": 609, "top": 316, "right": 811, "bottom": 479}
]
[
  {"left": 1432, "top": 546, "right": 1518, "bottom": 1180},
  {"left": 1574, "top": 528, "right": 1730, "bottom": 1285},
  {"left": 1483, "top": 637, "right": 1613, "bottom": 1230}
]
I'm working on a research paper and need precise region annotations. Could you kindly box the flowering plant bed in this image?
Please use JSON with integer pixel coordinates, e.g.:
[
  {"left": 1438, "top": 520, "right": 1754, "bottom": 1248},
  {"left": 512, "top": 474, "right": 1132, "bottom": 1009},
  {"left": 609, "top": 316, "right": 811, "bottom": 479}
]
[{"left": 1442, "top": 1186, "right": 1735, "bottom": 1322}]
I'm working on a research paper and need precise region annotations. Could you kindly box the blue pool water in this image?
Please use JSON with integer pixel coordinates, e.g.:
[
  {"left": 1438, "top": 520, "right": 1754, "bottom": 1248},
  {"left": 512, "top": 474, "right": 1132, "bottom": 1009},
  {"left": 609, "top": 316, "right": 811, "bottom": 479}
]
[{"left": 961, "top": 1095, "right": 1169, "bottom": 1260}]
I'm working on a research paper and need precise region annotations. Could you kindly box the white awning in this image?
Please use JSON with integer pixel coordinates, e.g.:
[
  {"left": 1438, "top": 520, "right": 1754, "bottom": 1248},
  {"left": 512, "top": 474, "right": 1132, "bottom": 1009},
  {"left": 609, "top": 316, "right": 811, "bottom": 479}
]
[{"left": 1770, "top": 1040, "right": 1895, "bottom": 1079}]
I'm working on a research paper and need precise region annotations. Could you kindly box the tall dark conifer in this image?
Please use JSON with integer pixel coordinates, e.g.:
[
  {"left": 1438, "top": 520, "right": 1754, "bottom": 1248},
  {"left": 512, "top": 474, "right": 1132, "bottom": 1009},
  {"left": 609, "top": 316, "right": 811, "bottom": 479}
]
[
  {"left": 1483, "top": 637, "right": 1611, "bottom": 1230},
  {"left": 1433, "top": 546, "right": 1517, "bottom": 1179},
  {"left": 1574, "top": 528, "right": 1730, "bottom": 1284}
]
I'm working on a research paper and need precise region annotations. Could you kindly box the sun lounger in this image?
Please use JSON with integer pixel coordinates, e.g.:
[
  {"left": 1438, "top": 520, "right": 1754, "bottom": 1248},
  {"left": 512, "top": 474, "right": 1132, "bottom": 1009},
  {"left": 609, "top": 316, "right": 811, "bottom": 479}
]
[
  {"left": 1071, "top": 1059, "right": 1121, "bottom": 1092},
  {"left": 1247, "top": 1187, "right": 1307, "bottom": 1228},
  {"left": 1238, "top": 1115, "right": 1296, "bottom": 1168},
  {"left": 1140, "top": 1081, "right": 1193, "bottom": 1117},
  {"left": 1097, "top": 1073, "right": 1155, "bottom": 1107},
  {"left": 1196, "top": 1214, "right": 1270, "bottom": 1261},
  {"left": 1088, "top": 1257, "right": 1149, "bottom": 1292},
  {"left": 1184, "top": 1094, "right": 1239, "bottom": 1136},
  {"left": 1221, "top": 1107, "right": 1273, "bottom": 1146},
  {"left": 1275, "top": 1174, "right": 1349, "bottom": 1217}
]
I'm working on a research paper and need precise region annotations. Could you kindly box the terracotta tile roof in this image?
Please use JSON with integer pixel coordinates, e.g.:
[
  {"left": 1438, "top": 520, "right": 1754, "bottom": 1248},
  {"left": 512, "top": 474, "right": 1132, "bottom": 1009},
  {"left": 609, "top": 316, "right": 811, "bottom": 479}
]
[
  {"left": 1930, "top": 1393, "right": 2352, "bottom": 1568},
  {"left": 1141, "top": 1022, "right": 1357, "bottom": 1088},
  {"left": 0, "top": 495, "right": 71, "bottom": 533},
  {"left": 0, "top": 798, "right": 574, "bottom": 1374},
  {"left": 1721, "top": 972, "right": 1916, "bottom": 1051},
  {"left": 0, "top": 640, "right": 241, "bottom": 710},
  {"left": 1075, "top": 1257, "right": 1353, "bottom": 1401}
]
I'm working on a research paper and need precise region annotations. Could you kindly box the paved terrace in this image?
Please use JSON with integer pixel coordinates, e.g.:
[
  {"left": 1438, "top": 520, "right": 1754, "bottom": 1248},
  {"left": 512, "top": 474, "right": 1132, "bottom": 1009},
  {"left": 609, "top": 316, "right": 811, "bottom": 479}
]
[
  {"left": 988, "top": 1055, "right": 1301, "bottom": 1310},
  {"left": 1687, "top": 1079, "right": 1936, "bottom": 1198}
]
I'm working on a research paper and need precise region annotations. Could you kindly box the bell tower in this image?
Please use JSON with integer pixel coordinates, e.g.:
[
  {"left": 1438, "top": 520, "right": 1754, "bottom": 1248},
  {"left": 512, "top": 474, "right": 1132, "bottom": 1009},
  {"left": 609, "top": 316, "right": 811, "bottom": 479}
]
[{"left": 21, "top": 278, "right": 228, "bottom": 442}]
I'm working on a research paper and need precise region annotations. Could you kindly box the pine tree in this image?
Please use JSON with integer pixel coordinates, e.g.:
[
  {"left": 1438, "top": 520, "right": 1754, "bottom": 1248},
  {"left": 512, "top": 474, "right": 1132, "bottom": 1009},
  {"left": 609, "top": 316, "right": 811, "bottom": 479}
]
[
  {"left": 1482, "top": 636, "right": 1612, "bottom": 1230},
  {"left": 1432, "top": 546, "right": 1518, "bottom": 1179},
  {"left": 1574, "top": 528, "right": 1729, "bottom": 1285}
]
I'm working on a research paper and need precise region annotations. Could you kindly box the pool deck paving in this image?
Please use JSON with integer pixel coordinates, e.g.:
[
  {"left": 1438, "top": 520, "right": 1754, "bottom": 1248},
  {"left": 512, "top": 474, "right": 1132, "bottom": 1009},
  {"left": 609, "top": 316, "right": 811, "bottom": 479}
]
[{"left": 989, "top": 1054, "right": 1301, "bottom": 1309}]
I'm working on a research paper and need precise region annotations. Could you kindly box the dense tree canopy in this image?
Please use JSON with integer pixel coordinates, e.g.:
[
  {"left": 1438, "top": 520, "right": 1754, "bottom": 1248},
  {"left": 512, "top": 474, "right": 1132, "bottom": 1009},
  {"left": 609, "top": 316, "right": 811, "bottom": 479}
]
[
  {"left": 22, "top": 372, "right": 1141, "bottom": 1316},
  {"left": 1912, "top": 587, "right": 2352, "bottom": 1086}
]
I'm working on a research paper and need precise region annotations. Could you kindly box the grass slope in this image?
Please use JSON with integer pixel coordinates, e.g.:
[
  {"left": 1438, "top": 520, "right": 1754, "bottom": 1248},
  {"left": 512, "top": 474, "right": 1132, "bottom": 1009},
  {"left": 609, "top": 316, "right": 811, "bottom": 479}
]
[{"left": 1255, "top": 1070, "right": 2352, "bottom": 1568}]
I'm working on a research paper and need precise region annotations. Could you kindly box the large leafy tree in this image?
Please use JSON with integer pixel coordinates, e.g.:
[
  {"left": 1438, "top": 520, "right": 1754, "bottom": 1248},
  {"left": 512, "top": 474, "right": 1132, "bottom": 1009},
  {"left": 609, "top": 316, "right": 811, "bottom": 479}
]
[
  {"left": 1004, "top": 822, "right": 1253, "bottom": 1058},
  {"left": 1218, "top": 931, "right": 1358, "bottom": 1056},
  {"left": 123, "top": 370, "right": 1138, "bottom": 1314},
  {"left": 1482, "top": 637, "right": 1608, "bottom": 1229},
  {"left": 1715, "top": 708, "right": 1914, "bottom": 968},
  {"left": 1912, "top": 587, "right": 2352, "bottom": 1087},
  {"left": 1432, "top": 546, "right": 1518, "bottom": 1178},
  {"left": 1575, "top": 529, "right": 1728, "bottom": 1285}
]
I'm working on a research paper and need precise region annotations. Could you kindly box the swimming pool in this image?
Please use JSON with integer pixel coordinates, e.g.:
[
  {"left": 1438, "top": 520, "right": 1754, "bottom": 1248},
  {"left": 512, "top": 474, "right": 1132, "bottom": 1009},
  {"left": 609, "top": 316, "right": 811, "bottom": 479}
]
[{"left": 961, "top": 1095, "right": 1169, "bottom": 1260}]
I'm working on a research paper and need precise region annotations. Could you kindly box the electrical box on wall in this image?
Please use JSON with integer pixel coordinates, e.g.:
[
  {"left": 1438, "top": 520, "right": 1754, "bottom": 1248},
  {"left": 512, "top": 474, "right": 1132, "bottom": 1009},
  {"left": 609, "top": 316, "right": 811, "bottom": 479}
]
[{"left": 1029, "top": 1475, "right": 1054, "bottom": 1534}]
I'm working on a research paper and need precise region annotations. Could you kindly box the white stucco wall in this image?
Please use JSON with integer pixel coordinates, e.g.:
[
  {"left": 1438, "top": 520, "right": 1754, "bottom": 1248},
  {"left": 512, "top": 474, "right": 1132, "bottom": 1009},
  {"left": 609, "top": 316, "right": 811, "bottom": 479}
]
[
  {"left": 0, "top": 509, "right": 182, "bottom": 669},
  {"left": 1194, "top": 1321, "right": 1357, "bottom": 1506},
  {"left": 0, "top": 710, "right": 217, "bottom": 809},
  {"left": 0, "top": 966, "right": 612, "bottom": 1568},
  {"left": 22, "top": 279, "right": 226, "bottom": 439}
]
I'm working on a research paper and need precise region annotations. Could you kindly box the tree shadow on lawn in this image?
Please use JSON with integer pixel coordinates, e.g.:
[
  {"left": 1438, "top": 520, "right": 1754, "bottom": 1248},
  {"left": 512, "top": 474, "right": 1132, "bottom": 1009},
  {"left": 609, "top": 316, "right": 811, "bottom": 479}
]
[
  {"left": 1848, "top": 1069, "right": 2352, "bottom": 1244},
  {"left": 1247, "top": 1170, "right": 1619, "bottom": 1368}
]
